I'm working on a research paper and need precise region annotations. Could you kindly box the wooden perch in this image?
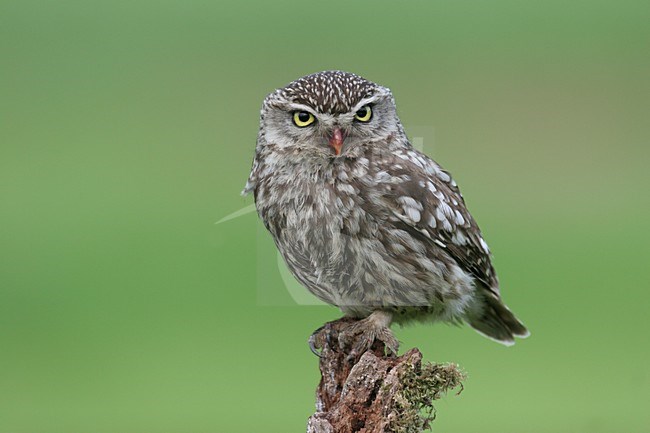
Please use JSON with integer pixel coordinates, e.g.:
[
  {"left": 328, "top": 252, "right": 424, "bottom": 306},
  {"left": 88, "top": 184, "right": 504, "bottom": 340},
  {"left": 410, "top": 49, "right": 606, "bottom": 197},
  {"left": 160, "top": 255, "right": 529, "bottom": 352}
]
[{"left": 307, "top": 318, "right": 465, "bottom": 433}]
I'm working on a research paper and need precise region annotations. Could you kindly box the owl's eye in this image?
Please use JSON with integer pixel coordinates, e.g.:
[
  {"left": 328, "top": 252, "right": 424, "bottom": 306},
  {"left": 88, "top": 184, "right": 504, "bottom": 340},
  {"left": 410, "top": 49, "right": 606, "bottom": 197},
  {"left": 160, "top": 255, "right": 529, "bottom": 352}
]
[
  {"left": 293, "top": 111, "right": 316, "bottom": 127},
  {"left": 354, "top": 105, "right": 372, "bottom": 122}
]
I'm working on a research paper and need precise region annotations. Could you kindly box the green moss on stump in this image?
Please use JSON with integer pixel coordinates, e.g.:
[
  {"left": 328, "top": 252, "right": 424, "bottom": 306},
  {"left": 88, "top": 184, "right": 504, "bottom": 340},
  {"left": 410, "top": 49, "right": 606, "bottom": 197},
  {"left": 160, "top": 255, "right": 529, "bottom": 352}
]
[{"left": 388, "top": 362, "right": 465, "bottom": 433}]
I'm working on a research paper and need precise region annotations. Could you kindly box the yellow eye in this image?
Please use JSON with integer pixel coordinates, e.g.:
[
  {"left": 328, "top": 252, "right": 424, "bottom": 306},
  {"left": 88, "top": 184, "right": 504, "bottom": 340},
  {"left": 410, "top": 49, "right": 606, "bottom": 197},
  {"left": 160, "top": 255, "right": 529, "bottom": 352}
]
[
  {"left": 354, "top": 105, "right": 372, "bottom": 122},
  {"left": 293, "top": 111, "right": 316, "bottom": 127}
]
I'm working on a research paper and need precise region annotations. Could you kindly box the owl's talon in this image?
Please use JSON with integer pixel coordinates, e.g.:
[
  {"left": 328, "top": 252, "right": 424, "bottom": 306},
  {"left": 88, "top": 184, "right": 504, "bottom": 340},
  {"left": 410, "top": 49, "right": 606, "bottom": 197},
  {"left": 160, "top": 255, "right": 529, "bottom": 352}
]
[
  {"left": 309, "top": 323, "right": 339, "bottom": 357},
  {"left": 309, "top": 335, "right": 323, "bottom": 357},
  {"left": 308, "top": 325, "right": 326, "bottom": 357}
]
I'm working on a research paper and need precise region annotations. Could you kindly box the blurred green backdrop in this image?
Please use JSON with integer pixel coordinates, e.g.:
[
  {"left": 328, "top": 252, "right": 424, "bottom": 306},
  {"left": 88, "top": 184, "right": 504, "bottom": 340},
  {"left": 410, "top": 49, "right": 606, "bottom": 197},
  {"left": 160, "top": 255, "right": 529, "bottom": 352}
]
[{"left": 1, "top": 1, "right": 649, "bottom": 432}]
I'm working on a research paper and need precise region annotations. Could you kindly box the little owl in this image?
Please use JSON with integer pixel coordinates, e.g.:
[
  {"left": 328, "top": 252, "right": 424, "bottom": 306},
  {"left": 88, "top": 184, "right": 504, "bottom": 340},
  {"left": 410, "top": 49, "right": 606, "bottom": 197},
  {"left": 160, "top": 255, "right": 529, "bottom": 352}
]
[{"left": 243, "top": 71, "right": 528, "bottom": 354}]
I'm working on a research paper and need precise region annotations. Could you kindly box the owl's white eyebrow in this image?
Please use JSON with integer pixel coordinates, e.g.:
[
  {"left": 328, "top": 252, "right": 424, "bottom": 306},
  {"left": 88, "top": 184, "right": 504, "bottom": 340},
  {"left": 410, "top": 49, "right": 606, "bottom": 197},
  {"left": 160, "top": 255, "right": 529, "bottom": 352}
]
[
  {"left": 287, "top": 103, "right": 318, "bottom": 114},
  {"left": 352, "top": 97, "right": 378, "bottom": 112}
]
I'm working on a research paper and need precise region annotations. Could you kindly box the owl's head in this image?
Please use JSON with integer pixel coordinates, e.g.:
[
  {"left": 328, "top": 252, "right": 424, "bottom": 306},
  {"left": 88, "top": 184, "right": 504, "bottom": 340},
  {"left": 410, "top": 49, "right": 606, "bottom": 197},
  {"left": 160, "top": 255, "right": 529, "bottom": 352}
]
[{"left": 258, "top": 71, "right": 404, "bottom": 159}]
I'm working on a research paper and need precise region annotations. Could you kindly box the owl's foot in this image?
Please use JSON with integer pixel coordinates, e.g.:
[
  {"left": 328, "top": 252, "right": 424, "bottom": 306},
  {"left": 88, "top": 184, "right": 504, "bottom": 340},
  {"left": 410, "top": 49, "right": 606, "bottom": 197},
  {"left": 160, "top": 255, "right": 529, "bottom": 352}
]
[
  {"left": 308, "top": 313, "right": 398, "bottom": 360},
  {"left": 338, "top": 311, "right": 399, "bottom": 359},
  {"left": 308, "top": 317, "right": 357, "bottom": 357}
]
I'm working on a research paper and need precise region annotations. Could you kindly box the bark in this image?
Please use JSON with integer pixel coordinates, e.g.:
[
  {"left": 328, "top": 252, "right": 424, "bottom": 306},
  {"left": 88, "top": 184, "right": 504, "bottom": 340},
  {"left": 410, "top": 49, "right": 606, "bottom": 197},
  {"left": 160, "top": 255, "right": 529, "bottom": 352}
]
[{"left": 307, "top": 318, "right": 465, "bottom": 433}]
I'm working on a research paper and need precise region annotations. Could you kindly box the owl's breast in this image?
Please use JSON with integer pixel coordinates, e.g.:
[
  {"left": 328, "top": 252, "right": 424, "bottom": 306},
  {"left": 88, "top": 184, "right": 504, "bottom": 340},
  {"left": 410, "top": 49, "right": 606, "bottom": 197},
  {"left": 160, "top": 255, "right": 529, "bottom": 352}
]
[
  {"left": 254, "top": 161, "right": 375, "bottom": 300},
  {"left": 263, "top": 167, "right": 360, "bottom": 260}
]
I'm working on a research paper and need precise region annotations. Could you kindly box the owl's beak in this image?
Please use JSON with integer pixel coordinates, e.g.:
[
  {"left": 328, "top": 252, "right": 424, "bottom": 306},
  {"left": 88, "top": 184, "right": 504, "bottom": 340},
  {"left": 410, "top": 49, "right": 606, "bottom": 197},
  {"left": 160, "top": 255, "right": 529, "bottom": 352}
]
[{"left": 328, "top": 127, "right": 346, "bottom": 156}]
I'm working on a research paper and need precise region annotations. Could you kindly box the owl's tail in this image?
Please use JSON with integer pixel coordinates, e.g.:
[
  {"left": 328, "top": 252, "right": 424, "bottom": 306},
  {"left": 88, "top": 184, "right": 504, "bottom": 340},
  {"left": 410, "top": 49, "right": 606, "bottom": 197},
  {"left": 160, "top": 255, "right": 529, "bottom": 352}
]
[{"left": 468, "top": 294, "right": 530, "bottom": 346}]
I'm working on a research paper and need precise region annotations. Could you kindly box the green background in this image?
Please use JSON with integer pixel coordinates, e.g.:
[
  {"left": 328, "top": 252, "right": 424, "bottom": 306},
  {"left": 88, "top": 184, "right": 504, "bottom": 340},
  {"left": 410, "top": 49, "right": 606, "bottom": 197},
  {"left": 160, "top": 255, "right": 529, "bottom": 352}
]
[{"left": 1, "top": 1, "right": 649, "bottom": 432}]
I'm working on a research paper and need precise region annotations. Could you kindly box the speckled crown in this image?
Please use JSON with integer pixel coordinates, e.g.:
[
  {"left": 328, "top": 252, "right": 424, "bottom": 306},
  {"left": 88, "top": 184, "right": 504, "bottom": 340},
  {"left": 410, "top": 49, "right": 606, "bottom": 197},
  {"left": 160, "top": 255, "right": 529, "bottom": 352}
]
[{"left": 273, "top": 70, "right": 379, "bottom": 114}]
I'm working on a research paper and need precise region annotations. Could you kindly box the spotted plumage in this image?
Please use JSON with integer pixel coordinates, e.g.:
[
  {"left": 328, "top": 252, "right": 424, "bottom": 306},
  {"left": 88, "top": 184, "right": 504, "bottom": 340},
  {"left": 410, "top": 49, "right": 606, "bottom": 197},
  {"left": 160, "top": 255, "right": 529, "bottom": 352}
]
[{"left": 244, "top": 70, "right": 529, "bottom": 347}]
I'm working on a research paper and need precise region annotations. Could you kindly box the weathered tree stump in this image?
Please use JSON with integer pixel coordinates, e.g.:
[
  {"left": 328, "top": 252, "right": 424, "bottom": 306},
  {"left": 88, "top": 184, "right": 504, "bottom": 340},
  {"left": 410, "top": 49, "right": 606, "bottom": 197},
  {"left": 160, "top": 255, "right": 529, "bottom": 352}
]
[{"left": 307, "top": 318, "right": 465, "bottom": 433}]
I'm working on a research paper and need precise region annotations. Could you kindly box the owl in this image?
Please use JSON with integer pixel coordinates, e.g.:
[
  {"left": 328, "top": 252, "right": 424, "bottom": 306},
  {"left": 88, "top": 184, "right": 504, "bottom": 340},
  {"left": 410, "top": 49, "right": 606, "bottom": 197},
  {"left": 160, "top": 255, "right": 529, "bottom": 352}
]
[{"left": 243, "top": 71, "right": 528, "bottom": 354}]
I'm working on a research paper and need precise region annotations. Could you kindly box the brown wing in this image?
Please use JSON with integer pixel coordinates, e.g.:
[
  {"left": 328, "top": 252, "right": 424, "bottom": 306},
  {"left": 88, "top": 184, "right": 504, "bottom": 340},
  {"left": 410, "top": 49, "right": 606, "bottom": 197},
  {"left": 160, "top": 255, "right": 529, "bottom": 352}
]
[{"left": 365, "top": 147, "right": 500, "bottom": 296}]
